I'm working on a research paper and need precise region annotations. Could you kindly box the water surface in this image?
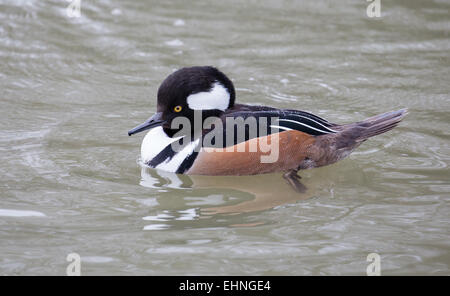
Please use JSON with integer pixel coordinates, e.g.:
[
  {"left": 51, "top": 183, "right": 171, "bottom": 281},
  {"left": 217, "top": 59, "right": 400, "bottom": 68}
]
[{"left": 1, "top": 0, "right": 449, "bottom": 275}]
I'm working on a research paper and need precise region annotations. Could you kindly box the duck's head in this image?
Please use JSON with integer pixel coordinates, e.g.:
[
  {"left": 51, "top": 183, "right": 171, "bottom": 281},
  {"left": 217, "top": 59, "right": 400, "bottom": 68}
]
[{"left": 128, "top": 66, "right": 235, "bottom": 137}]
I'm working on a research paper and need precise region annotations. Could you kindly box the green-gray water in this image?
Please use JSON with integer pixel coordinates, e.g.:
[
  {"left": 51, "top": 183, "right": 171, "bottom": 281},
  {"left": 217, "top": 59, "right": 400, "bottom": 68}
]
[{"left": 1, "top": 0, "right": 449, "bottom": 275}]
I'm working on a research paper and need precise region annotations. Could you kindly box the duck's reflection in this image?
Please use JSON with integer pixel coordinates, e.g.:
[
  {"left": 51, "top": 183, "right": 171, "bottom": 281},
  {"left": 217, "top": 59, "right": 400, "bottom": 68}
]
[
  {"left": 139, "top": 166, "right": 318, "bottom": 229},
  {"left": 140, "top": 167, "right": 194, "bottom": 190}
]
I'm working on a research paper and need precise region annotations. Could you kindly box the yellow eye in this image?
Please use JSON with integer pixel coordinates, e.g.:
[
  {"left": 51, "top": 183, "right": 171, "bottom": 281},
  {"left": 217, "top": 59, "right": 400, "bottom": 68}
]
[{"left": 173, "top": 105, "right": 182, "bottom": 112}]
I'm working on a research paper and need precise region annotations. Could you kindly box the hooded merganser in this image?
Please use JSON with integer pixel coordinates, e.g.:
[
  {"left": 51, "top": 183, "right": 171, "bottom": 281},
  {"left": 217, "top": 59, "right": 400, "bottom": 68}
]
[{"left": 129, "top": 66, "right": 407, "bottom": 191}]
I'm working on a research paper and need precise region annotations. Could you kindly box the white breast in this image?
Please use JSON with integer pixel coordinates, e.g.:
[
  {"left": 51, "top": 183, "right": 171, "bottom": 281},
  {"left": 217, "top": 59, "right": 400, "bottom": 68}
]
[
  {"left": 140, "top": 126, "right": 199, "bottom": 173},
  {"left": 141, "top": 126, "right": 181, "bottom": 164},
  {"left": 155, "top": 138, "right": 200, "bottom": 172}
]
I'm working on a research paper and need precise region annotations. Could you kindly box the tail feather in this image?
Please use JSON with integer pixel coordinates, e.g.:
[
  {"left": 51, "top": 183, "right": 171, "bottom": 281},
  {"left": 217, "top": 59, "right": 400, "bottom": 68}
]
[
  {"left": 306, "top": 109, "right": 407, "bottom": 168},
  {"left": 349, "top": 108, "right": 408, "bottom": 142}
]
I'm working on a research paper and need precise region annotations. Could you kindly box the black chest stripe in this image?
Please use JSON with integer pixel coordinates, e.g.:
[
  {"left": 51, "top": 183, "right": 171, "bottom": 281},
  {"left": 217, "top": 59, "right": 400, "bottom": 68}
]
[
  {"left": 176, "top": 150, "right": 199, "bottom": 174},
  {"left": 146, "top": 138, "right": 200, "bottom": 173},
  {"left": 146, "top": 144, "right": 176, "bottom": 167}
]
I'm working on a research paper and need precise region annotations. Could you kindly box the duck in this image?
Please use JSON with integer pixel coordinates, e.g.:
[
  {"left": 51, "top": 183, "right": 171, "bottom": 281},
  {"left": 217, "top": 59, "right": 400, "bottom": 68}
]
[{"left": 128, "top": 66, "right": 407, "bottom": 191}]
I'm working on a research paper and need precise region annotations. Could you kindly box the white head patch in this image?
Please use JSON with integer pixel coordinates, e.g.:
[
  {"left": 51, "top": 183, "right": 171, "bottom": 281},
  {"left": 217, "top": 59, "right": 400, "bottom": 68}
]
[{"left": 186, "top": 82, "right": 230, "bottom": 111}]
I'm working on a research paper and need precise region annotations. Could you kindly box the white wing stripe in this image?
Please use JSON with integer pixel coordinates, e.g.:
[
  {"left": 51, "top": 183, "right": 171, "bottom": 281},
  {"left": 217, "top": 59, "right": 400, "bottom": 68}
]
[
  {"left": 277, "top": 118, "right": 334, "bottom": 134},
  {"left": 281, "top": 115, "right": 338, "bottom": 133},
  {"left": 269, "top": 125, "right": 293, "bottom": 131}
]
